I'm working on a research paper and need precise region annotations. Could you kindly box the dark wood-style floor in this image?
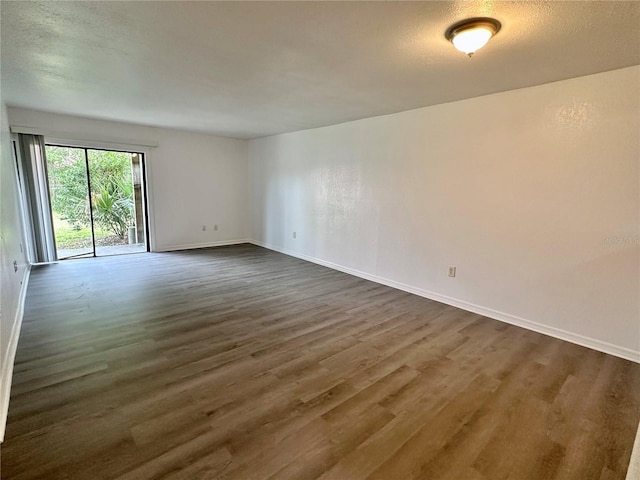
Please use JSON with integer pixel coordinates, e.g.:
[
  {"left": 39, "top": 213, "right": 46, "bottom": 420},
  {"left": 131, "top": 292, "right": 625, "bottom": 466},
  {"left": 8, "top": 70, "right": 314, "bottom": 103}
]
[{"left": 3, "top": 244, "right": 639, "bottom": 480}]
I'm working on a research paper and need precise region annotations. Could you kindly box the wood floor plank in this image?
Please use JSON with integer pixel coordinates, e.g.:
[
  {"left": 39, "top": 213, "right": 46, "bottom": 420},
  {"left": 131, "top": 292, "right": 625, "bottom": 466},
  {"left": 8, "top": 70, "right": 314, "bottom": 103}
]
[{"left": 2, "top": 244, "right": 639, "bottom": 480}]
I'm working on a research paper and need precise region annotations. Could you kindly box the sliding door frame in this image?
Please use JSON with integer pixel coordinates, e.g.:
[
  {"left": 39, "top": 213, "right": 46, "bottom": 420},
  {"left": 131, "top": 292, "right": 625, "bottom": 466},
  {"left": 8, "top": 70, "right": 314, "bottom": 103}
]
[
  {"left": 45, "top": 137, "right": 155, "bottom": 256},
  {"left": 48, "top": 146, "right": 98, "bottom": 260},
  {"left": 83, "top": 148, "right": 98, "bottom": 258}
]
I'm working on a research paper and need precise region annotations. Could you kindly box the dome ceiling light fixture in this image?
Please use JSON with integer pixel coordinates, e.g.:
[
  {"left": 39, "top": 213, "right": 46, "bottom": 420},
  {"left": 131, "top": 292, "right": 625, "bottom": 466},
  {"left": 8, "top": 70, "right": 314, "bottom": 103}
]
[{"left": 445, "top": 17, "right": 501, "bottom": 57}]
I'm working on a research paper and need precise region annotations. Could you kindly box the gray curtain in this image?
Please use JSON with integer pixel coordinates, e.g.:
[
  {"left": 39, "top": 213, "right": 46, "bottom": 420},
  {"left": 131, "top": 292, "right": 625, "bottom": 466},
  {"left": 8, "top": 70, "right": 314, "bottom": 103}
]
[{"left": 18, "top": 134, "right": 57, "bottom": 263}]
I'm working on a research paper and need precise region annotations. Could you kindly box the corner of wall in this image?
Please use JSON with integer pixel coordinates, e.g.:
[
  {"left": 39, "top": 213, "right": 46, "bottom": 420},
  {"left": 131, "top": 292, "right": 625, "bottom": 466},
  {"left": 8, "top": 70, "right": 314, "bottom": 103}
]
[{"left": 1, "top": 101, "right": 32, "bottom": 441}]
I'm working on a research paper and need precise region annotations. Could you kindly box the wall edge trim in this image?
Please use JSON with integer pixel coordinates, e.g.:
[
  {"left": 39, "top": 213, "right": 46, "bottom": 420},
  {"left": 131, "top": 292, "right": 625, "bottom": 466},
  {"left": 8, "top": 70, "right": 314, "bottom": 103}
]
[
  {"left": 0, "top": 264, "right": 31, "bottom": 442},
  {"left": 626, "top": 420, "right": 640, "bottom": 480}
]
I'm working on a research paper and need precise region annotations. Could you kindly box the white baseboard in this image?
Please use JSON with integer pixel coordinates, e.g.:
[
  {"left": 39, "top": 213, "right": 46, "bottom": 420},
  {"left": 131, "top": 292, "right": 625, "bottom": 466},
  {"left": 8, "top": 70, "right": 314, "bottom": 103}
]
[
  {"left": 0, "top": 264, "right": 31, "bottom": 442},
  {"left": 250, "top": 240, "right": 640, "bottom": 364},
  {"left": 154, "top": 238, "right": 250, "bottom": 253}
]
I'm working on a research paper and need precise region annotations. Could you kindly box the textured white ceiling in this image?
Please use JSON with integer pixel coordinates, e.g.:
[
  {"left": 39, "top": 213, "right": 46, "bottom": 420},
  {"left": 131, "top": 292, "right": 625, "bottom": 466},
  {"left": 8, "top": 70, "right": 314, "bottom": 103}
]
[{"left": 1, "top": 1, "right": 638, "bottom": 139}]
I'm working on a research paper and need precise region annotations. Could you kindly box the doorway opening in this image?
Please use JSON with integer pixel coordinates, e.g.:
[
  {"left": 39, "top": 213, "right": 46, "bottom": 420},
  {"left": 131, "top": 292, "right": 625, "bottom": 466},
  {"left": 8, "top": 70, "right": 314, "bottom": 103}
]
[{"left": 45, "top": 145, "right": 149, "bottom": 259}]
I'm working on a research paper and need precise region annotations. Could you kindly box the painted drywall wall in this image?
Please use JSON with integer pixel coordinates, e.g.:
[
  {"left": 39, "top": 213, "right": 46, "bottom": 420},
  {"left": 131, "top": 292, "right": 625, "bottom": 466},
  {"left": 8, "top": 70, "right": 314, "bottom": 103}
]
[
  {"left": 7, "top": 108, "right": 249, "bottom": 251},
  {"left": 249, "top": 66, "right": 640, "bottom": 360},
  {"left": 0, "top": 100, "right": 30, "bottom": 440}
]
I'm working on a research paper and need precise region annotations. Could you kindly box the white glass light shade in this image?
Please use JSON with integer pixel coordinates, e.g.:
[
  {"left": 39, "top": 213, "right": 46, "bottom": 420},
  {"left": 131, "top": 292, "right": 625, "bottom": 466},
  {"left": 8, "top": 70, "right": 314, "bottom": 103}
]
[
  {"left": 451, "top": 27, "right": 493, "bottom": 55},
  {"left": 445, "top": 18, "right": 501, "bottom": 57}
]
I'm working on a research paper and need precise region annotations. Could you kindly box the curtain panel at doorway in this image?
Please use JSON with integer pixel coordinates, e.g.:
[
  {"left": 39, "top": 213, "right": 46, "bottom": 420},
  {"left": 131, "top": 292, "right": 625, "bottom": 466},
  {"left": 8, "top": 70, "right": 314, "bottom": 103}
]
[{"left": 18, "top": 134, "right": 57, "bottom": 263}]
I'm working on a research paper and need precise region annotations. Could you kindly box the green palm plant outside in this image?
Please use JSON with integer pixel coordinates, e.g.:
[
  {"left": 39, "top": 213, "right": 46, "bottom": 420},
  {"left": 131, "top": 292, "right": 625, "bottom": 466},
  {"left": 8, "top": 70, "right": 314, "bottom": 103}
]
[
  {"left": 46, "top": 147, "right": 137, "bottom": 240},
  {"left": 91, "top": 177, "right": 135, "bottom": 238}
]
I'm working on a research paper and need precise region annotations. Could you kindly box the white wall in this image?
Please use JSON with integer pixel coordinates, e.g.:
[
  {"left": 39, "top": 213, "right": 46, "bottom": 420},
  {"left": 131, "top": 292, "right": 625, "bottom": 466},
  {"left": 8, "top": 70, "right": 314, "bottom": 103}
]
[
  {"left": 7, "top": 108, "right": 249, "bottom": 251},
  {"left": 249, "top": 66, "right": 640, "bottom": 361},
  {"left": 0, "top": 101, "right": 30, "bottom": 440}
]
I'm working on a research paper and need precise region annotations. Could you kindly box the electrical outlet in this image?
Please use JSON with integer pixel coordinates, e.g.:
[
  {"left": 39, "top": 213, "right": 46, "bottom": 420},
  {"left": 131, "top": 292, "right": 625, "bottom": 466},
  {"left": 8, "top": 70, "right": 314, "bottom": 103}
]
[
  {"left": 214, "top": 224, "right": 218, "bottom": 231},
  {"left": 293, "top": 231, "right": 297, "bottom": 239},
  {"left": 202, "top": 225, "right": 206, "bottom": 231},
  {"left": 448, "top": 266, "right": 456, "bottom": 277}
]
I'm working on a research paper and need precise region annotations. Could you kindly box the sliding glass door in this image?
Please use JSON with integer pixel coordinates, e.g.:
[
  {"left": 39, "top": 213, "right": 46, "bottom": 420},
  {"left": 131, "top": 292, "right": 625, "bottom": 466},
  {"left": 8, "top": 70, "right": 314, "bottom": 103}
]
[
  {"left": 45, "top": 145, "right": 148, "bottom": 259},
  {"left": 46, "top": 146, "right": 94, "bottom": 259},
  {"left": 87, "top": 149, "right": 147, "bottom": 257}
]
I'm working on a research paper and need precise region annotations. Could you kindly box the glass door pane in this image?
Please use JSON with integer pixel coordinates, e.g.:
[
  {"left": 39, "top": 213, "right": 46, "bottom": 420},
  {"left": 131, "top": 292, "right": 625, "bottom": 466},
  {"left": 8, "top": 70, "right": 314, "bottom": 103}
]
[
  {"left": 45, "top": 146, "right": 95, "bottom": 259},
  {"left": 87, "top": 149, "right": 146, "bottom": 256}
]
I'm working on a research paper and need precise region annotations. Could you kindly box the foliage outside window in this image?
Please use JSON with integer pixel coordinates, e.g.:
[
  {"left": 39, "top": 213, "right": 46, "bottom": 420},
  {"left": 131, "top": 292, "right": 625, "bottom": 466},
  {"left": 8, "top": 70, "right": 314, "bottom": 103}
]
[{"left": 46, "top": 147, "right": 135, "bottom": 239}]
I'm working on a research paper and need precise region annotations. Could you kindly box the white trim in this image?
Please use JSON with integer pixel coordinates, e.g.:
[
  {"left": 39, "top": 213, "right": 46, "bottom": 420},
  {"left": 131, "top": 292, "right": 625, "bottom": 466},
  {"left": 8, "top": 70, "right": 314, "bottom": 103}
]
[
  {"left": 10, "top": 126, "right": 158, "bottom": 148},
  {"left": 155, "top": 238, "right": 250, "bottom": 253},
  {"left": 627, "top": 422, "right": 640, "bottom": 480},
  {"left": 250, "top": 240, "right": 640, "bottom": 364},
  {"left": 0, "top": 265, "right": 31, "bottom": 442}
]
